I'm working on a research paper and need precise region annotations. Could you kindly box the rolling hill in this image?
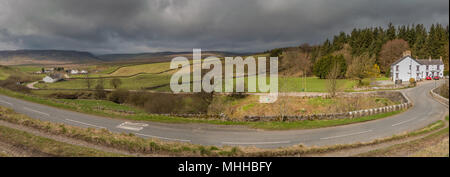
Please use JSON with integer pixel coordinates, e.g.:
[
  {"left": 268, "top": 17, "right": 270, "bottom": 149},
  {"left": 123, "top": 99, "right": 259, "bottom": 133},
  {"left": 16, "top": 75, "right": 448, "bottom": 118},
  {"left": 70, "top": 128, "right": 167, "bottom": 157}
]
[
  {"left": 0, "top": 50, "right": 103, "bottom": 65},
  {"left": 97, "top": 51, "right": 253, "bottom": 63}
]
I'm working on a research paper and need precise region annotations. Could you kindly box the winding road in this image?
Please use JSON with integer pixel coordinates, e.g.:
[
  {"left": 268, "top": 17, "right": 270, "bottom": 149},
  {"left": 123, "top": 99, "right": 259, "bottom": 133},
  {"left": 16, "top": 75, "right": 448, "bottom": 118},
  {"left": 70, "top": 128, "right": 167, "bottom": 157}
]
[{"left": 0, "top": 81, "right": 448, "bottom": 148}]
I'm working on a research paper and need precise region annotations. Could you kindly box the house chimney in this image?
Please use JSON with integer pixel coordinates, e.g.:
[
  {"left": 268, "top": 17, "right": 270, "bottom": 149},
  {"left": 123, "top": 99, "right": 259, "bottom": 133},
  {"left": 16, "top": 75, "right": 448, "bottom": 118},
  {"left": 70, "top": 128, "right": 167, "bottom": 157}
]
[
  {"left": 440, "top": 56, "right": 443, "bottom": 61},
  {"left": 403, "top": 50, "right": 411, "bottom": 57},
  {"left": 429, "top": 56, "right": 431, "bottom": 61}
]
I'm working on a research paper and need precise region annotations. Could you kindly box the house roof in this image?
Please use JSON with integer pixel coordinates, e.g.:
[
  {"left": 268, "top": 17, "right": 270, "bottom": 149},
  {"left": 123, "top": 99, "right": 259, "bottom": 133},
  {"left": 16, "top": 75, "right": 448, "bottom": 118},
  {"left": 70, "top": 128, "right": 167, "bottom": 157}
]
[
  {"left": 49, "top": 73, "right": 64, "bottom": 79},
  {"left": 391, "top": 55, "right": 444, "bottom": 66},
  {"left": 416, "top": 59, "right": 444, "bottom": 65},
  {"left": 390, "top": 55, "right": 418, "bottom": 66}
]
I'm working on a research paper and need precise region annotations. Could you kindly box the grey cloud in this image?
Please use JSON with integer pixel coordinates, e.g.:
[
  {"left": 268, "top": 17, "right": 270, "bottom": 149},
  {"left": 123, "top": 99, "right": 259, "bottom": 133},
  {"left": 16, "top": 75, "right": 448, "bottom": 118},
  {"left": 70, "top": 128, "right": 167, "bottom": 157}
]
[{"left": 0, "top": 0, "right": 448, "bottom": 54}]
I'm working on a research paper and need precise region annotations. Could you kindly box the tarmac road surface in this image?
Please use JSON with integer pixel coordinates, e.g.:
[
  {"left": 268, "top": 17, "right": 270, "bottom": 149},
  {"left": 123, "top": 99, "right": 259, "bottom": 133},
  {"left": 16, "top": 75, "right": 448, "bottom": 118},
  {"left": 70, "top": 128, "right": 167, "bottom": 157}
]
[{"left": 0, "top": 81, "right": 448, "bottom": 148}]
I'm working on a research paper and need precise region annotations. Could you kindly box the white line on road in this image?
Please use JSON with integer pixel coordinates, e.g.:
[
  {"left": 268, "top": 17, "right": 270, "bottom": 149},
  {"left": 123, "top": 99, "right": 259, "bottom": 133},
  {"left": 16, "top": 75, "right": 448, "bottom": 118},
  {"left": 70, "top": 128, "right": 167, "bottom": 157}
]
[
  {"left": 391, "top": 118, "right": 417, "bottom": 127},
  {"left": 117, "top": 122, "right": 148, "bottom": 131},
  {"left": 23, "top": 107, "right": 50, "bottom": 116},
  {"left": 0, "top": 100, "right": 13, "bottom": 106},
  {"left": 221, "top": 141, "right": 291, "bottom": 145},
  {"left": 135, "top": 133, "right": 191, "bottom": 142},
  {"left": 65, "top": 119, "right": 106, "bottom": 129},
  {"left": 320, "top": 130, "right": 373, "bottom": 140}
]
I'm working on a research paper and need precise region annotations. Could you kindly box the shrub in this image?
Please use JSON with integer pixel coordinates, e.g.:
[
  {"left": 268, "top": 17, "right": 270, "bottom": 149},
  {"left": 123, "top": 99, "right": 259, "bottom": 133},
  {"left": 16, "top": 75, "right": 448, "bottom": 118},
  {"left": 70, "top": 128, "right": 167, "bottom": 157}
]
[
  {"left": 439, "top": 81, "right": 449, "bottom": 99},
  {"left": 94, "top": 84, "right": 107, "bottom": 99},
  {"left": 313, "top": 54, "right": 347, "bottom": 79},
  {"left": 143, "top": 94, "right": 182, "bottom": 114},
  {"left": 48, "top": 92, "right": 94, "bottom": 99},
  {"left": 110, "top": 78, "right": 122, "bottom": 89},
  {"left": 409, "top": 78, "right": 416, "bottom": 86},
  {"left": 108, "top": 89, "right": 129, "bottom": 104},
  {"left": 125, "top": 92, "right": 212, "bottom": 114}
]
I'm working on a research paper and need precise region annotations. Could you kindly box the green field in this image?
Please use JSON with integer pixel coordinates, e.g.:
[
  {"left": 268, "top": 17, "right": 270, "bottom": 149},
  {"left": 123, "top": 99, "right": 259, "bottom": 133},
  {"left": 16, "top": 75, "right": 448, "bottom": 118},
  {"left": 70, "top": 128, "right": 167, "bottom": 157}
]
[
  {"left": 36, "top": 74, "right": 360, "bottom": 93},
  {"left": 36, "top": 73, "right": 172, "bottom": 90},
  {"left": 11, "top": 65, "right": 43, "bottom": 73},
  {"left": 109, "top": 62, "right": 175, "bottom": 76},
  {"left": 9, "top": 60, "right": 385, "bottom": 93},
  {"left": 0, "top": 65, "right": 44, "bottom": 80}
]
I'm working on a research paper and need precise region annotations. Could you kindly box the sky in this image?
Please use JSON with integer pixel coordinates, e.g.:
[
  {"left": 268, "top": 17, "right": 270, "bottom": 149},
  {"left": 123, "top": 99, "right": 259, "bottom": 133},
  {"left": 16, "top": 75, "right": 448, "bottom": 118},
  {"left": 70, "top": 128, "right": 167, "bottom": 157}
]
[{"left": 0, "top": 0, "right": 448, "bottom": 54}]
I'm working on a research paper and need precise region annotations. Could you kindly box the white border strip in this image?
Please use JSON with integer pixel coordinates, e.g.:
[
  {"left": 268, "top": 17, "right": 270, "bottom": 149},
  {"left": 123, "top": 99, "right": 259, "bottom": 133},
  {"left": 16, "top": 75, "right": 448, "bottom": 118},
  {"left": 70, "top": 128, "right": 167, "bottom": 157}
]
[
  {"left": 65, "top": 119, "right": 106, "bottom": 129},
  {"left": 23, "top": 107, "right": 50, "bottom": 116},
  {"left": 221, "top": 141, "right": 291, "bottom": 145},
  {"left": 135, "top": 133, "right": 191, "bottom": 142},
  {"left": 320, "top": 130, "right": 373, "bottom": 140}
]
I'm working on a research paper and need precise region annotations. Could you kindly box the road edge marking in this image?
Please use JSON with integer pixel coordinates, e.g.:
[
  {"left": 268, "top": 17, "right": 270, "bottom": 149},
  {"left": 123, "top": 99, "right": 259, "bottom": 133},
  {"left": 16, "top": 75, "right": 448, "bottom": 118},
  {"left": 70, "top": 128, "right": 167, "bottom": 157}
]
[
  {"left": 135, "top": 133, "right": 191, "bottom": 142},
  {"left": 391, "top": 118, "right": 417, "bottom": 127},
  {"left": 23, "top": 107, "right": 50, "bottom": 116},
  {"left": 221, "top": 141, "right": 291, "bottom": 145},
  {"left": 65, "top": 119, "right": 106, "bottom": 129},
  {"left": 320, "top": 130, "right": 373, "bottom": 140}
]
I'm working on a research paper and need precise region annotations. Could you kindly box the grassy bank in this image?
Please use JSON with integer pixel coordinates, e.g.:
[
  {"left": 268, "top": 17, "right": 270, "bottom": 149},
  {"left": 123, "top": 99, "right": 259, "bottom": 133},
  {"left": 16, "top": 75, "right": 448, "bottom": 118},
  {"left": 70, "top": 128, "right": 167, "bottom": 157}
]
[
  {"left": 0, "top": 125, "right": 126, "bottom": 157},
  {"left": 0, "top": 88, "right": 404, "bottom": 130},
  {"left": 245, "top": 120, "right": 446, "bottom": 156},
  {"left": 356, "top": 127, "right": 449, "bottom": 157},
  {"left": 0, "top": 152, "right": 9, "bottom": 157}
]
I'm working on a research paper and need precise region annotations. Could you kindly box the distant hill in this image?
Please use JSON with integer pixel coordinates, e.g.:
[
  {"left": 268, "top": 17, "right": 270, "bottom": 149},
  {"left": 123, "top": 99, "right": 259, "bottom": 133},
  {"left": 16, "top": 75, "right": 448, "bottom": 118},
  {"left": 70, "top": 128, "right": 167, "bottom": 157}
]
[
  {"left": 98, "top": 51, "right": 254, "bottom": 63},
  {"left": 0, "top": 50, "right": 255, "bottom": 65},
  {"left": 0, "top": 50, "right": 103, "bottom": 65}
]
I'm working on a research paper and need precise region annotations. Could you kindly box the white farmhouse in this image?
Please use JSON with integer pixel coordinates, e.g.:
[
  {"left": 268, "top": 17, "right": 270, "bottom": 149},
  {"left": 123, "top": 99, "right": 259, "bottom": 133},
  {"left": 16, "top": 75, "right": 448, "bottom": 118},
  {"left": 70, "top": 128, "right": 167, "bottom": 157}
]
[
  {"left": 42, "top": 73, "right": 64, "bottom": 83},
  {"left": 390, "top": 51, "right": 444, "bottom": 82},
  {"left": 70, "top": 69, "right": 79, "bottom": 75}
]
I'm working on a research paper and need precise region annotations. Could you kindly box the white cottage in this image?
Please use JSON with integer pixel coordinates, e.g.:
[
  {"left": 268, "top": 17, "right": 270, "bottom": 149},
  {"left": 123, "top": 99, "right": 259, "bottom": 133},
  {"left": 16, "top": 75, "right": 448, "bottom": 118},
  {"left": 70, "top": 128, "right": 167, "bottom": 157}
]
[
  {"left": 390, "top": 51, "right": 444, "bottom": 82},
  {"left": 70, "top": 69, "right": 79, "bottom": 75},
  {"left": 42, "top": 73, "right": 64, "bottom": 83}
]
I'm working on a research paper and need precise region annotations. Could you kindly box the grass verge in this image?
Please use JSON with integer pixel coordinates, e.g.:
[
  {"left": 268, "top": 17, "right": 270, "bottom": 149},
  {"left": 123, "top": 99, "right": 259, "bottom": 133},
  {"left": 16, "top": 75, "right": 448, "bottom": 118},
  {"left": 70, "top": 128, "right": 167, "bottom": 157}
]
[
  {"left": 0, "top": 88, "right": 404, "bottom": 130},
  {"left": 355, "top": 126, "right": 449, "bottom": 157},
  {"left": 243, "top": 120, "right": 446, "bottom": 156},
  {"left": 0, "top": 125, "right": 126, "bottom": 157},
  {"left": 0, "top": 151, "right": 9, "bottom": 157}
]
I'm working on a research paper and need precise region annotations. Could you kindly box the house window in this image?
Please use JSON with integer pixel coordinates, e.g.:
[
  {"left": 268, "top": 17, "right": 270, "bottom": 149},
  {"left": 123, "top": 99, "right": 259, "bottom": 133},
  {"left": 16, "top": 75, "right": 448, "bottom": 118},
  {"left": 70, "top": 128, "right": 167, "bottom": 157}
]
[
  {"left": 396, "top": 65, "right": 399, "bottom": 71},
  {"left": 409, "top": 65, "right": 411, "bottom": 70},
  {"left": 416, "top": 66, "right": 419, "bottom": 71},
  {"left": 396, "top": 73, "right": 399, "bottom": 79},
  {"left": 437, "top": 65, "right": 440, "bottom": 70},
  {"left": 426, "top": 65, "right": 429, "bottom": 70}
]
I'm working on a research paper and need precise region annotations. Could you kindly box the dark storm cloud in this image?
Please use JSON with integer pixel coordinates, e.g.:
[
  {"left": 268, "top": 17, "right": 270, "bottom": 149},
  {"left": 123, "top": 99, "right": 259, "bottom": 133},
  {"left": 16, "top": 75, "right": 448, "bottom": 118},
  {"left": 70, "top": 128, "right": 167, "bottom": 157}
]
[{"left": 0, "top": 0, "right": 448, "bottom": 53}]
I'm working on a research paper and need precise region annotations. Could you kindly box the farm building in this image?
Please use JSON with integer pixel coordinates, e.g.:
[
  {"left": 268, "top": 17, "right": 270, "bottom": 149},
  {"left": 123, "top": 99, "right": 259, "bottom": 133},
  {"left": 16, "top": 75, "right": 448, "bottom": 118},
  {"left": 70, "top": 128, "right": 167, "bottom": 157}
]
[
  {"left": 43, "top": 73, "right": 64, "bottom": 83},
  {"left": 70, "top": 69, "right": 79, "bottom": 75},
  {"left": 390, "top": 51, "right": 444, "bottom": 82}
]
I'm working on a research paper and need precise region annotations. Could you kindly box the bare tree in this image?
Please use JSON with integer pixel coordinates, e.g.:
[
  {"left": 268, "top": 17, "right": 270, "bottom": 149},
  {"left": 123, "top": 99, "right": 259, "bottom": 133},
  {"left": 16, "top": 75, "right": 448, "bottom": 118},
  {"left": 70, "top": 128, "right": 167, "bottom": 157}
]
[
  {"left": 280, "top": 49, "right": 311, "bottom": 77},
  {"left": 379, "top": 39, "right": 410, "bottom": 73},
  {"left": 85, "top": 75, "right": 92, "bottom": 89},
  {"left": 327, "top": 61, "right": 340, "bottom": 97},
  {"left": 110, "top": 78, "right": 122, "bottom": 89},
  {"left": 277, "top": 80, "right": 291, "bottom": 120},
  {"left": 346, "top": 53, "right": 377, "bottom": 86},
  {"left": 281, "top": 49, "right": 311, "bottom": 92}
]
